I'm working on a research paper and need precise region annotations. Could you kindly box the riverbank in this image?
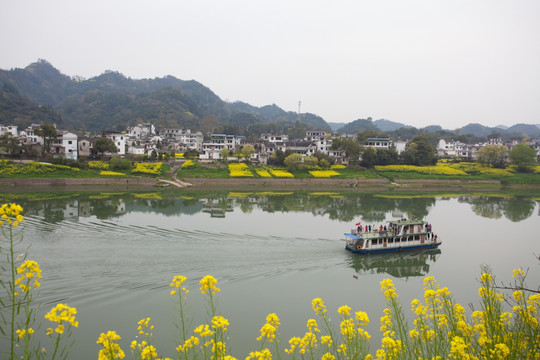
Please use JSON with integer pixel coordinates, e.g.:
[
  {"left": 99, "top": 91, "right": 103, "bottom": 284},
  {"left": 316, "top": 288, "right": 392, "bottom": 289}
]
[{"left": 0, "top": 176, "right": 511, "bottom": 191}]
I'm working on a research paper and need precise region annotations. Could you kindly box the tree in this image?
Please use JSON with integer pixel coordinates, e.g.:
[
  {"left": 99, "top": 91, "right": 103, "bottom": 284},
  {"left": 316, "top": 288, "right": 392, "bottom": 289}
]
[
  {"left": 375, "top": 148, "right": 399, "bottom": 165},
  {"left": 220, "top": 147, "right": 230, "bottom": 162},
  {"left": 304, "top": 155, "right": 319, "bottom": 168},
  {"left": 93, "top": 137, "right": 118, "bottom": 155},
  {"left": 313, "top": 151, "right": 335, "bottom": 166},
  {"left": 477, "top": 145, "right": 507, "bottom": 168},
  {"left": 184, "top": 149, "right": 200, "bottom": 159},
  {"left": 0, "top": 133, "right": 21, "bottom": 156},
  {"left": 401, "top": 135, "right": 437, "bottom": 166},
  {"left": 240, "top": 144, "right": 256, "bottom": 161},
  {"left": 361, "top": 146, "right": 377, "bottom": 168},
  {"left": 34, "top": 124, "right": 57, "bottom": 154},
  {"left": 269, "top": 149, "right": 289, "bottom": 166},
  {"left": 508, "top": 143, "right": 537, "bottom": 172},
  {"left": 283, "top": 153, "right": 303, "bottom": 170},
  {"left": 331, "top": 138, "right": 360, "bottom": 162}
]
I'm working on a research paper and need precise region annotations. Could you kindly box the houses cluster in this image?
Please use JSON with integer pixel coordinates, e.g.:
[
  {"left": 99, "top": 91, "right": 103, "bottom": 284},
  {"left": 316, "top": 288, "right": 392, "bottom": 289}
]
[
  {"left": 437, "top": 138, "right": 540, "bottom": 160},
  {"left": 0, "top": 123, "right": 202, "bottom": 160},
  {"left": 1, "top": 122, "right": 539, "bottom": 163}
]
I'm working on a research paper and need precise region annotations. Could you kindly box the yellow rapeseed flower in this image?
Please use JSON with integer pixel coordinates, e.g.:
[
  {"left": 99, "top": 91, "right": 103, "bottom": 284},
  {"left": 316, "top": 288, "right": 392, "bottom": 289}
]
[
  {"left": 480, "top": 273, "right": 492, "bottom": 282},
  {"left": 44, "top": 303, "right": 78, "bottom": 334},
  {"left": 170, "top": 275, "right": 189, "bottom": 296},
  {"left": 322, "top": 352, "right": 335, "bottom": 360},
  {"left": 212, "top": 315, "right": 229, "bottom": 331},
  {"left": 320, "top": 335, "right": 332, "bottom": 347},
  {"left": 140, "top": 345, "right": 157, "bottom": 360},
  {"left": 257, "top": 323, "right": 277, "bottom": 342},
  {"left": 15, "top": 260, "right": 42, "bottom": 293},
  {"left": 284, "top": 337, "right": 301, "bottom": 355},
  {"left": 340, "top": 319, "right": 355, "bottom": 339},
  {"left": 0, "top": 203, "right": 24, "bottom": 227},
  {"left": 265, "top": 313, "right": 280, "bottom": 328},
  {"left": 312, "top": 298, "right": 327, "bottom": 315},
  {"left": 512, "top": 268, "right": 525, "bottom": 278},
  {"left": 194, "top": 324, "right": 213, "bottom": 338},
  {"left": 246, "top": 348, "right": 272, "bottom": 360},
  {"left": 200, "top": 275, "right": 220, "bottom": 295},
  {"left": 97, "top": 331, "right": 125, "bottom": 360},
  {"left": 356, "top": 311, "right": 370, "bottom": 326},
  {"left": 306, "top": 318, "right": 320, "bottom": 333},
  {"left": 338, "top": 305, "right": 351, "bottom": 317}
]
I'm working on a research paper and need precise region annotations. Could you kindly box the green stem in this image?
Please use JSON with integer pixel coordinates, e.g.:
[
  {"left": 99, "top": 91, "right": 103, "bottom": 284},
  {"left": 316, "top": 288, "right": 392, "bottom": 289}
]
[
  {"left": 9, "top": 224, "right": 16, "bottom": 360},
  {"left": 51, "top": 332, "right": 61, "bottom": 360},
  {"left": 177, "top": 292, "right": 188, "bottom": 360}
]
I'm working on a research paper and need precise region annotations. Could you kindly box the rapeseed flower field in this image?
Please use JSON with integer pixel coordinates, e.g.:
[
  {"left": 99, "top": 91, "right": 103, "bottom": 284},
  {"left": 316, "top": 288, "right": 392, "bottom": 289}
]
[
  {"left": 132, "top": 162, "right": 163, "bottom": 175},
  {"left": 228, "top": 163, "right": 254, "bottom": 177}
]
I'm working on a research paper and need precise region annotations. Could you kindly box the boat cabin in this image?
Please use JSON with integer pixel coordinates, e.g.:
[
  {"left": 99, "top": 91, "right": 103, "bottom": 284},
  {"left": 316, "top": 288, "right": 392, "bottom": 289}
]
[{"left": 344, "top": 219, "right": 440, "bottom": 254}]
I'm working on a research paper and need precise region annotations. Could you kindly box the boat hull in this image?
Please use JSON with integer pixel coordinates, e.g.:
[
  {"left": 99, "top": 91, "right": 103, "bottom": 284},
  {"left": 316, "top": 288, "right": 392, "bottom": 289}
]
[{"left": 345, "top": 241, "right": 442, "bottom": 254}]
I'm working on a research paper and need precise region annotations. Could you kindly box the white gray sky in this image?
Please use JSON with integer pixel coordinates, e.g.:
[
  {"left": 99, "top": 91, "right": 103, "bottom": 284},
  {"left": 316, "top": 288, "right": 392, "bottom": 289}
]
[{"left": 1, "top": 0, "right": 539, "bottom": 129}]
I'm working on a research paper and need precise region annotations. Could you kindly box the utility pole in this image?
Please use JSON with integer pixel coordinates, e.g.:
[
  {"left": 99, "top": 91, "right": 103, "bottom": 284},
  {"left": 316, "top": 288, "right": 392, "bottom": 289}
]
[{"left": 298, "top": 101, "right": 301, "bottom": 114}]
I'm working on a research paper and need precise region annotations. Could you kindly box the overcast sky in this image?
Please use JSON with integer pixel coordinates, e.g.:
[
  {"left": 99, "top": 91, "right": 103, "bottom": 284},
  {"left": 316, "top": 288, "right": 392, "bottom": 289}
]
[{"left": 1, "top": 0, "right": 539, "bottom": 129}]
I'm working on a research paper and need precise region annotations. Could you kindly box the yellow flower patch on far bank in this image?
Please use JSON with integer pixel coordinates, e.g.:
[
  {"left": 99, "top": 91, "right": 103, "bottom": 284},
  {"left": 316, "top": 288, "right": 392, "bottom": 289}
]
[
  {"left": 269, "top": 169, "right": 294, "bottom": 178},
  {"left": 309, "top": 170, "right": 340, "bottom": 178},
  {"left": 228, "top": 163, "right": 254, "bottom": 177}
]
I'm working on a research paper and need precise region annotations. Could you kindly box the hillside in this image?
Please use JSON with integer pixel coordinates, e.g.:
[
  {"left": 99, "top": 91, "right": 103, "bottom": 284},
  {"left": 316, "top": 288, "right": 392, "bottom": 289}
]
[
  {"left": 0, "top": 60, "right": 329, "bottom": 134},
  {"left": 0, "top": 82, "right": 63, "bottom": 128}
]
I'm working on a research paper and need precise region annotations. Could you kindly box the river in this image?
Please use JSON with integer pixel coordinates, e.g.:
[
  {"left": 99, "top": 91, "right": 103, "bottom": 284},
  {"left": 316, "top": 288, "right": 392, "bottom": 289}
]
[{"left": 1, "top": 190, "right": 538, "bottom": 358}]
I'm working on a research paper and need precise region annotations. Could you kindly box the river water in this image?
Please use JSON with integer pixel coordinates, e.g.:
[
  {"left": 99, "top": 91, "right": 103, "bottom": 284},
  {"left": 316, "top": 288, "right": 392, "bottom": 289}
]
[{"left": 1, "top": 191, "right": 539, "bottom": 358}]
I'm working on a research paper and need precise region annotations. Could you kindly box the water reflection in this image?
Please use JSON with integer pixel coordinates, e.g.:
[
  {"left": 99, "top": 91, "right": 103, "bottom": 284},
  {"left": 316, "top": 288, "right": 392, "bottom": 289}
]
[
  {"left": 459, "top": 195, "right": 536, "bottom": 222},
  {"left": 347, "top": 249, "right": 442, "bottom": 279},
  {"left": 0, "top": 191, "right": 538, "bottom": 222}
]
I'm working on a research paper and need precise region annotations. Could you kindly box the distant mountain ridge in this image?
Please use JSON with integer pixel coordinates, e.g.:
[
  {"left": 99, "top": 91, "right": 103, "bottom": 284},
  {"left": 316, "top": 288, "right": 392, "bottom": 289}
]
[
  {"left": 1, "top": 60, "right": 539, "bottom": 139},
  {"left": 0, "top": 60, "right": 329, "bottom": 134}
]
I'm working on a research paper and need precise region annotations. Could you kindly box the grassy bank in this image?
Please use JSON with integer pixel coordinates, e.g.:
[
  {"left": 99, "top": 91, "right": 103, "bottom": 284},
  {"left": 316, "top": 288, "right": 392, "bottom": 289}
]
[{"left": 2, "top": 159, "right": 540, "bottom": 188}]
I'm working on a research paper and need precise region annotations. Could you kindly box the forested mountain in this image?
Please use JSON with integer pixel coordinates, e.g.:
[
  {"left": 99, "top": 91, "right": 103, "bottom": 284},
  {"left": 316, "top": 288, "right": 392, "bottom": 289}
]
[
  {"left": 337, "top": 118, "right": 379, "bottom": 133},
  {"left": 0, "top": 60, "right": 328, "bottom": 134},
  {"left": 373, "top": 119, "right": 411, "bottom": 132},
  {"left": 0, "top": 60, "right": 538, "bottom": 140},
  {"left": 0, "top": 82, "right": 63, "bottom": 128}
]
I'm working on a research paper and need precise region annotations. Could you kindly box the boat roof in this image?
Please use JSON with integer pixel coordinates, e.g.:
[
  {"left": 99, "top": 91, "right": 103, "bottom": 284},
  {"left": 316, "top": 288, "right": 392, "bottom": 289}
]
[
  {"left": 344, "top": 233, "right": 362, "bottom": 240},
  {"left": 388, "top": 219, "right": 425, "bottom": 226}
]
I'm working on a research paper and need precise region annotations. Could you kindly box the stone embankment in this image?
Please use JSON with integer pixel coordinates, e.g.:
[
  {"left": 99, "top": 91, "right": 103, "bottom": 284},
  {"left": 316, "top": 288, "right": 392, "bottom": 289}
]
[
  {"left": 0, "top": 177, "right": 502, "bottom": 190},
  {"left": 0, "top": 177, "right": 156, "bottom": 187}
]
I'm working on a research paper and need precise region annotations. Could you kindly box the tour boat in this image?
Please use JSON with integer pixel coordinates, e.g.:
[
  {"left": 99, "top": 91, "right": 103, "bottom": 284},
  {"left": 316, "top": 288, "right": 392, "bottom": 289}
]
[{"left": 344, "top": 219, "right": 441, "bottom": 254}]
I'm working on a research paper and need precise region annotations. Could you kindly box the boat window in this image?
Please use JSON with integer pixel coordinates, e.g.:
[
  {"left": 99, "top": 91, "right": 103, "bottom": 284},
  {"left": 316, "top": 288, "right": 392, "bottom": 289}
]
[{"left": 414, "top": 235, "right": 420, "bottom": 240}]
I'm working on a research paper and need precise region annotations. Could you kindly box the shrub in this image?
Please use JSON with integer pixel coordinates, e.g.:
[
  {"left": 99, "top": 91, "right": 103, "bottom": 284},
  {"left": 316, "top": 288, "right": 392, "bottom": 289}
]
[{"left": 109, "top": 157, "right": 133, "bottom": 171}]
